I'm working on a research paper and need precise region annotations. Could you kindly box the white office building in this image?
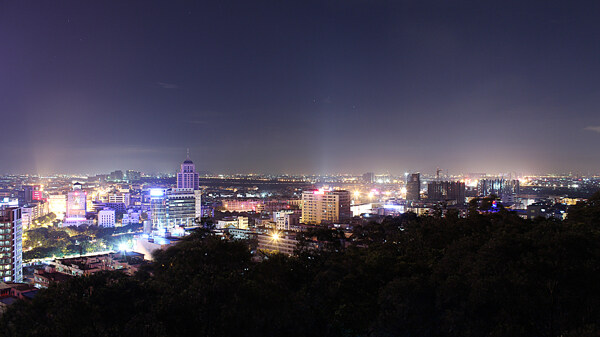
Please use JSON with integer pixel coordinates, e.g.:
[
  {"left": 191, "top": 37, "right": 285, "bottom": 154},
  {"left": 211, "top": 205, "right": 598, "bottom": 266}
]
[{"left": 98, "top": 209, "right": 116, "bottom": 228}]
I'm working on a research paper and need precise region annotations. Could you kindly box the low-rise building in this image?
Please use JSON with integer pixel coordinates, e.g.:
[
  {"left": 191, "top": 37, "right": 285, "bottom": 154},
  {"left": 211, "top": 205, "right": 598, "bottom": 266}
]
[
  {"left": 217, "top": 216, "right": 249, "bottom": 230},
  {"left": 273, "top": 210, "right": 301, "bottom": 231},
  {"left": 221, "top": 199, "right": 262, "bottom": 212},
  {"left": 225, "top": 228, "right": 256, "bottom": 241},
  {"left": 527, "top": 202, "right": 567, "bottom": 220},
  {"left": 20, "top": 202, "right": 49, "bottom": 229},
  {"left": 51, "top": 251, "right": 145, "bottom": 277},
  {"left": 33, "top": 267, "right": 74, "bottom": 288},
  {"left": 0, "top": 282, "right": 37, "bottom": 314},
  {"left": 122, "top": 210, "right": 141, "bottom": 225},
  {"left": 108, "top": 193, "right": 131, "bottom": 207},
  {"left": 62, "top": 217, "right": 95, "bottom": 227},
  {"left": 257, "top": 232, "right": 298, "bottom": 255}
]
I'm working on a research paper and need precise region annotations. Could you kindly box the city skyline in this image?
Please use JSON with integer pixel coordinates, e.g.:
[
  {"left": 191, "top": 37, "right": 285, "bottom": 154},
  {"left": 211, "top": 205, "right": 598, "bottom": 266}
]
[
  {"left": 3, "top": 3, "right": 600, "bottom": 334},
  {"left": 3, "top": 1, "right": 600, "bottom": 174}
]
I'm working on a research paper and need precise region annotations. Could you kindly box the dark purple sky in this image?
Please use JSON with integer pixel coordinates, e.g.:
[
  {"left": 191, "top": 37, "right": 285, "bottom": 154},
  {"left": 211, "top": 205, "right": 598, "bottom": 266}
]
[{"left": 2, "top": 1, "right": 600, "bottom": 175}]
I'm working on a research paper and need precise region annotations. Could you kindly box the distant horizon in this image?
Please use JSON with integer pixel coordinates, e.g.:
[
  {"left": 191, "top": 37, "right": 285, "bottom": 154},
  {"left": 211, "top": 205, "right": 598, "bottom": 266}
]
[{"left": 4, "top": 167, "right": 599, "bottom": 178}]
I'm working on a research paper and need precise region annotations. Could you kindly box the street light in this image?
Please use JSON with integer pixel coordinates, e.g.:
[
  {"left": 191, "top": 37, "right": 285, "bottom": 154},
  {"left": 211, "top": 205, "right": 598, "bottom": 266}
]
[{"left": 271, "top": 232, "right": 281, "bottom": 253}]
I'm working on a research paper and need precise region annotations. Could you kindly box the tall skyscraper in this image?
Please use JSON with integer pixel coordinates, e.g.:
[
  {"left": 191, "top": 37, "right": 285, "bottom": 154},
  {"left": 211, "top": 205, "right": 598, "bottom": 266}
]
[
  {"left": 149, "top": 188, "right": 167, "bottom": 230},
  {"left": 0, "top": 207, "right": 22, "bottom": 282},
  {"left": 66, "top": 183, "right": 87, "bottom": 218},
  {"left": 301, "top": 189, "right": 351, "bottom": 224},
  {"left": 177, "top": 155, "right": 199, "bottom": 190},
  {"left": 406, "top": 173, "right": 421, "bottom": 201},
  {"left": 362, "top": 172, "right": 375, "bottom": 184}
]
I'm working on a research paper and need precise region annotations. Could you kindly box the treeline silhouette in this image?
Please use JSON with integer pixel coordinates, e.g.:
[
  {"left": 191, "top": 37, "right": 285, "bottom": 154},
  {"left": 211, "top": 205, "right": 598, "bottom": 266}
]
[{"left": 3, "top": 194, "right": 600, "bottom": 336}]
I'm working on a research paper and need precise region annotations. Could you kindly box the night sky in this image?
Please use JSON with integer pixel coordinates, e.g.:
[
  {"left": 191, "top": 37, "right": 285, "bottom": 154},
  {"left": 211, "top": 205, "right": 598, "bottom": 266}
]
[{"left": 2, "top": 1, "right": 600, "bottom": 175}]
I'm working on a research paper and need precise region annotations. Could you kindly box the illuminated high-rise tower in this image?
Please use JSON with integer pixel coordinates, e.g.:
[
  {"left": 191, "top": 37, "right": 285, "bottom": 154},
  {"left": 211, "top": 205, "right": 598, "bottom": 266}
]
[
  {"left": 301, "top": 189, "right": 351, "bottom": 224},
  {"left": 150, "top": 189, "right": 167, "bottom": 230},
  {"left": 177, "top": 151, "right": 199, "bottom": 190},
  {"left": 0, "top": 207, "right": 22, "bottom": 282},
  {"left": 66, "top": 182, "right": 87, "bottom": 218}
]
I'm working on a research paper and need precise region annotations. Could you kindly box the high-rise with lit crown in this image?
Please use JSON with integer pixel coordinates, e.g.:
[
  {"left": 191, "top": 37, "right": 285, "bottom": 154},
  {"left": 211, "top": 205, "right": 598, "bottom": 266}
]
[
  {"left": 177, "top": 153, "right": 199, "bottom": 190},
  {"left": 66, "top": 182, "right": 87, "bottom": 218}
]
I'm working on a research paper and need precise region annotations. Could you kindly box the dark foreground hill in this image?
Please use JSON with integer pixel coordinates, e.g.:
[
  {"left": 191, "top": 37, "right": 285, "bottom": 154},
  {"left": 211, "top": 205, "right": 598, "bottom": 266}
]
[{"left": 3, "top": 196, "right": 600, "bottom": 337}]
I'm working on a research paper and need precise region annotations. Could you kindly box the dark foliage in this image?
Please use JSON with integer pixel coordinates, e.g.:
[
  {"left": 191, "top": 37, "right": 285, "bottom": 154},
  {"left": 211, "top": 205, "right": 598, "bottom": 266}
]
[{"left": 3, "top": 201, "right": 600, "bottom": 336}]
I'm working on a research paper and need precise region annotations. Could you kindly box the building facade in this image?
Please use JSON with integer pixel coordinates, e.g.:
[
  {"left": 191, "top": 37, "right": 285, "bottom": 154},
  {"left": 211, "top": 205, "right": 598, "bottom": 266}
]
[
  {"left": 273, "top": 210, "right": 301, "bottom": 231},
  {"left": 122, "top": 210, "right": 140, "bottom": 225},
  {"left": 216, "top": 216, "right": 249, "bottom": 230},
  {"left": 23, "top": 185, "right": 43, "bottom": 203},
  {"left": 166, "top": 188, "right": 198, "bottom": 227},
  {"left": 150, "top": 189, "right": 167, "bottom": 230},
  {"left": 20, "top": 202, "right": 49, "bottom": 230},
  {"left": 0, "top": 208, "right": 22, "bottom": 283},
  {"left": 406, "top": 173, "right": 421, "bottom": 201},
  {"left": 477, "top": 179, "right": 520, "bottom": 200},
  {"left": 98, "top": 209, "right": 116, "bottom": 227},
  {"left": 301, "top": 189, "right": 351, "bottom": 224},
  {"left": 108, "top": 193, "right": 130, "bottom": 207},
  {"left": 177, "top": 158, "right": 199, "bottom": 190},
  {"left": 194, "top": 190, "right": 202, "bottom": 219},
  {"left": 125, "top": 170, "right": 141, "bottom": 182},
  {"left": 48, "top": 194, "right": 67, "bottom": 218},
  {"left": 221, "top": 199, "right": 263, "bottom": 212},
  {"left": 362, "top": 172, "right": 375, "bottom": 184},
  {"left": 427, "top": 181, "right": 466, "bottom": 204},
  {"left": 109, "top": 170, "right": 124, "bottom": 181},
  {"left": 66, "top": 186, "right": 87, "bottom": 219},
  {"left": 257, "top": 232, "right": 298, "bottom": 255}
]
